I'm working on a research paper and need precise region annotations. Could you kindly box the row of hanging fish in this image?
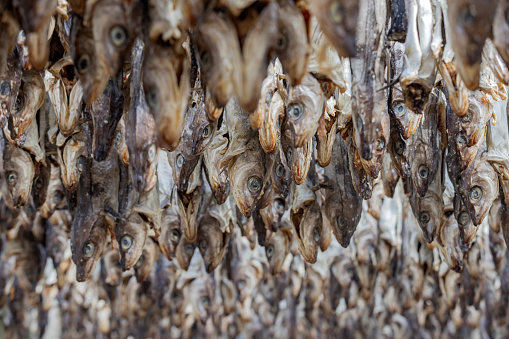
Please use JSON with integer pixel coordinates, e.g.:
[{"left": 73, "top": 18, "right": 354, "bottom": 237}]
[{"left": 2, "top": 0, "right": 509, "bottom": 335}]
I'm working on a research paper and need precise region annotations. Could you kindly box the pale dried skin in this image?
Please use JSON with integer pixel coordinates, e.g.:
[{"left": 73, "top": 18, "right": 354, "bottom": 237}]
[
  {"left": 316, "top": 99, "right": 338, "bottom": 167},
  {"left": 309, "top": 0, "right": 358, "bottom": 58},
  {"left": 58, "top": 134, "right": 87, "bottom": 192},
  {"left": 127, "top": 41, "right": 158, "bottom": 193},
  {"left": 486, "top": 96, "right": 509, "bottom": 179},
  {"left": 381, "top": 153, "right": 400, "bottom": 198},
  {"left": 264, "top": 227, "right": 290, "bottom": 272},
  {"left": 22, "top": 118, "right": 45, "bottom": 163},
  {"left": 348, "top": 135, "right": 374, "bottom": 200},
  {"left": 286, "top": 74, "right": 324, "bottom": 148},
  {"left": 70, "top": 15, "right": 109, "bottom": 105},
  {"left": 0, "top": 49, "right": 22, "bottom": 128},
  {"left": 390, "top": 83, "right": 422, "bottom": 139},
  {"left": 323, "top": 134, "right": 362, "bottom": 247},
  {"left": 3, "top": 142, "right": 35, "bottom": 208},
  {"left": 448, "top": 0, "right": 498, "bottom": 90},
  {"left": 194, "top": 11, "right": 242, "bottom": 108},
  {"left": 235, "top": 2, "right": 279, "bottom": 112},
  {"left": 61, "top": 80, "right": 82, "bottom": 137},
  {"left": 436, "top": 212, "right": 464, "bottom": 272},
  {"left": 143, "top": 40, "right": 189, "bottom": 151},
  {"left": 439, "top": 61, "right": 469, "bottom": 117},
  {"left": 283, "top": 127, "right": 313, "bottom": 185},
  {"left": 40, "top": 165, "right": 66, "bottom": 219},
  {"left": 259, "top": 88, "right": 284, "bottom": 154},
  {"left": 229, "top": 138, "right": 265, "bottom": 218},
  {"left": 114, "top": 114, "right": 129, "bottom": 166},
  {"left": 203, "top": 122, "right": 229, "bottom": 204},
  {"left": 175, "top": 235, "right": 196, "bottom": 270},
  {"left": 350, "top": 0, "right": 387, "bottom": 162},
  {"left": 134, "top": 237, "right": 158, "bottom": 282},
  {"left": 222, "top": 96, "right": 254, "bottom": 166},
  {"left": 493, "top": 0, "right": 509, "bottom": 67}
]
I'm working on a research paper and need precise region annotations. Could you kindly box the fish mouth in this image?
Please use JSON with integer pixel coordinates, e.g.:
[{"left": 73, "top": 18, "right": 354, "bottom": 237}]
[{"left": 76, "top": 264, "right": 93, "bottom": 282}]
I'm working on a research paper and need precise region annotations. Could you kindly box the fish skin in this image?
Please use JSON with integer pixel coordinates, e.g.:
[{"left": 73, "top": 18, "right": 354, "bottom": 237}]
[
  {"left": 70, "top": 14, "right": 109, "bottom": 105},
  {"left": 196, "top": 214, "right": 231, "bottom": 273},
  {"left": 387, "top": 0, "right": 408, "bottom": 42},
  {"left": 323, "top": 134, "right": 362, "bottom": 247},
  {"left": 15, "top": 0, "right": 56, "bottom": 34},
  {"left": 3, "top": 141, "right": 35, "bottom": 208},
  {"left": 447, "top": 0, "right": 498, "bottom": 90},
  {"left": 0, "top": 8, "right": 20, "bottom": 77},
  {"left": 115, "top": 211, "right": 148, "bottom": 272},
  {"left": 0, "top": 49, "right": 22, "bottom": 128},
  {"left": 381, "top": 153, "right": 400, "bottom": 198},
  {"left": 134, "top": 236, "right": 158, "bottom": 283},
  {"left": 309, "top": 0, "right": 359, "bottom": 57},
  {"left": 493, "top": 0, "right": 509, "bottom": 66},
  {"left": 265, "top": 228, "right": 291, "bottom": 275},
  {"left": 40, "top": 165, "right": 67, "bottom": 219},
  {"left": 347, "top": 135, "right": 374, "bottom": 200},
  {"left": 409, "top": 90, "right": 439, "bottom": 197},
  {"left": 175, "top": 235, "right": 196, "bottom": 270},
  {"left": 389, "top": 83, "right": 422, "bottom": 140},
  {"left": 316, "top": 97, "right": 338, "bottom": 167},
  {"left": 350, "top": 0, "right": 387, "bottom": 162},
  {"left": 285, "top": 74, "right": 325, "bottom": 148},
  {"left": 57, "top": 134, "right": 88, "bottom": 192},
  {"left": 388, "top": 112, "right": 412, "bottom": 179},
  {"left": 126, "top": 39, "right": 158, "bottom": 193},
  {"left": 274, "top": 0, "right": 308, "bottom": 85},
  {"left": 203, "top": 122, "right": 230, "bottom": 204},
  {"left": 229, "top": 137, "right": 265, "bottom": 218},
  {"left": 31, "top": 162, "right": 50, "bottom": 209},
  {"left": 90, "top": 77, "right": 124, "bottom": 161},
  {"left": 436, "top": 211, "right": 465, "bottom": 272},
  {"left": 143, "top": 39, "right": 190, "bottom": 151},
  {"left": 91, "top": 0, "right": 143, "bottom": 78},
  {"left": 439, "top": 61, "right": 469, "bottom": 117},
  {"left": 193, "top": 11, "right": 242, "bottom": 108}
]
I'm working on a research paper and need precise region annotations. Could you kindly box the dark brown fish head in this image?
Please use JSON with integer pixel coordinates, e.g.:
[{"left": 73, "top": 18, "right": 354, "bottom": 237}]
[
  {"left": 388, "top": 116, "right": 411, "bottom": 178},
  {"left": 175, "top": 236, "right": 196, "bottom": 270},
  {"left": 194, "top": 11, "right": 241, "bottom": 108},
  {"left": 291, "top": 200, "right": 322, "bottom": 263},
  {"left": 413, "top": 193, "right": 442, "bottom": 243},
  {"left": 309, "top": 0, "right": 358, "bottom": 57},
  {"left": 462, "top": 161, "right": 499, "bottom": 226},
  {"left": 196, "top": 216, "right": 230, "bottom": 273},
  {"left": 143, "top": 41, "right": 189, "bottom": 151},
  {"left": 73, "top": 216, "right": 108, "bottom": 282},
  {"left": 260, "top": 196, "right": 287, "bottom": 232},
  {"left": 31, "top": 163, "right": 50, "bottom": 209},
  {"left": 190, "top": 276, "right": 215, "bottom": 325},
  {"left": 71, "top": 15, "right": 109, "bottom": 105},
  {"left": 272, "top": 144, "right": 292, "bottom": 198},
  {"left": 160, "top": 206, "right": 184, "bottom": 260},
  {"left": 286, "top": 74, "right": 324, "bottom": 148},
  {"left": 0, "top": 49, "right": 23, "bottom": 128},
  {"left": 15, "top": 0, "right": 56, "bottom": 34},
  {"left": 410, "top": 144, "right": 435, "bottom": 197},
  {"left": 91, "top": 78, "right": 124, "bottom": 161},
  {"left": 134, "top": 237, "right": 157, "bottom": 283},
  {"left": 190, "top": 102, "right": 216, "bottom": 155},
  {"left": 116, "top": 212, "right": 148, "bottom": 271},
  {"left": 229, "top": 140, "right": 265, "bottom": 218},
  {"left": 91, "top": 0, "right": 142, "bottom": 77},
  {"left": 358, "top": 112, "right": 390, "bottom": 177},
  {"left": 4, "top": 145, "right": 35, "bottom": 208},
  {"left": 265, "top": 228, "right": 290, "bottom": 275},
  {"left": 169, "top": 148, "right": 199, "bottom": 193},
  {"left": 275, "top": 0, "right": 308, "bottom": 85},
  {"left": 129, "top": 112, "right": 158, "bottom": 193},
  {"left": 447, "top": 0, "right": 498, "bottom": 89}
]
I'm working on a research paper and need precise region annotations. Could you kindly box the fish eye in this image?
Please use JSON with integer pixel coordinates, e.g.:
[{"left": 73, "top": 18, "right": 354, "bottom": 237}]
[
  {"left": 0, "top": 79, "right": 11, "bottom": 98},
  {"left": 276, "top": 31, "right": 287, "bottom": 50},
  {"left": 148, "top": 144, "right": 156, "bottom": 163},
  {"left": 462, "top": 111, "right": 472, "bottom": 123},
  {"left": 114, "top": 261, "right": 122, "bottom": 269},
  {"left": 275, "top": 163, "right": 285, "bottom": 177},
  {"left": 393, "top": 102, "right": 406, "bottom": 117},
  {"left": 77, "top": 156, "right": 86, "bottom": 173},
  {"left": 120, "top": 235, "right": 133, "bottom": 250},
  {"left": 199, "top": 50, "right": 212, "bottom": 71},
  {"left": 7, "top": 172, "right": 18, "bottom": 186},
  {"left": 286, "top": 147, "right": 293, "bottom": 162},
  {"left": 274, "top": 198, "right": 285, "bottom": 213},
  {"left": 76, "top": 54, "right": 90, "bottom": 74},
  {"left": 418, "top": 165, "right": 429, "bottom": 179},
  {"left": 115, "top": 130, "right": 122, "bottom": 146},
  {"left": 202, "top": 125, "right": 211, "bottom": 138},
  {"left": 329, "top": 0, "right": 345, "bottom": 24},
  {"left": 419, "top": 212, "right": 430, "bottom": 224},
  {"left": 200, "top": 296, "right": 210, "bottom": 306},
  {"left": 109, "top": 25, "right": 128, "bottom": 47},
  {"left": 459, "top": 6, "right": 476, "bottom": 27},
  {"left": 456, "top": 133, "right": 467, "bottom": 147},
  {"left": 458, "top": 211, "right": 469, "bottom": 226},
  {"left": 135, "top": 255, "right": 143, "bottom": 268},
  {"left": 82, "top": 241, "right": 95, "bottom": 258},
  {"left": 376, "top": 137, "right": 385, "bottom": 152},
  {"left": 337, "top": 216, "right": 346, "bottom": 229},
  {"left": 34, "top": 177, "right": 44, "bottom": 189},
  {"left": 12, "top": 94, "right": 25, "bottom": 114},
  {"left": 287, "top": 102, "right": 304, "bottom": 120},
  {"left": 146, "top": 89, "right": 158, "bottom": 110},
  {"left": 53, "top": 192, "right": 64, "bottom": 205},
  {"left": 247, "top": 176, "right": 262, "bottom": 193},
  {"left": 313, "top": 228, "right": 320, "bottom": 244},
  {"left": 265, "top": 90, "right": 273, "bottom": 106},
  {"left": 469, "top": 186, "right": 483, "bottom": 202},
  {"left": 184, "top": 244, "right": 194, "bottom": 255},
  {"left": 199, "top": 239, "right": 208, "bottom": 251},
  {"left": 266, "top": 244, "right": 275, "bottom": 258},
  {"left": 170, "top": 229, "right": 181, "bottom": 243},
  {"left": 395, "top": 140, "right": 405, "bottom": 155},
  {"left": 176, "top": 154, "right": 184, "bottom": 168}
]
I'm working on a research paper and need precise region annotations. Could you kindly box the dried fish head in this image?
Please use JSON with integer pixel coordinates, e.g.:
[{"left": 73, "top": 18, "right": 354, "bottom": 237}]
[
  {"left": 116, "top": 212, "right": 148, "bottom": 271},
  {"left": 196, "top": 215, "right": 230, "bottom": 273},
  {"left": 3, "top": 143, "right": 35, "bottom": 208}
]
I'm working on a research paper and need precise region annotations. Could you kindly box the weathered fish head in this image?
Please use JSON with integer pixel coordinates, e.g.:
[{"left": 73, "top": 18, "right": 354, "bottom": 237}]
[
  {"left": 190, "top": 101, "right": 216, "bottom": 156},
  {"left": 143, "top": 40, "right": 189, "bottom": 151},
  {"left": 291, "top": 199, "right": 323, "bottom": 263},
  {"left": 439, "top": 213, "right": 465, "bottom": 272},
  {"left": 59, "top": 136, "right": 88, "bottom": 192},
  {"left": 0, "top": 49, "right": 23, "bottom": 128},
  {"left": 71, "top": 15, "right": 109, "bottom": 105},
  {"left": 196, "top": 215, "right": 230, "bottom": 273},
  {"left": 390, "top": 89, "right": 422, "bottom": 139},
  {"left": 259, "top": 88, "right": 284, "bottom": 153},
  {"left": 413, "top": 190, "right": 442, "bottom": 243},
  {"left": 73, "top": 215, "right": 108, "bottom": 282},
  {"left": 31, "top": 163, "right": 50, "bottom": 209},
  {"left": 116, "top": 212, "right": 148, "bottom": 271},
  {"left": 134, "top": 237, "right": 157, "bottom": 283},
  {"left": 175, "top": 236, "right": 196, "bottom": 270},
  {"left": 113, "top": 116, "right": 129, "bottom": 166},
  {"left": 411, "top": 144, "right": 436, "bottom": 197},
  {"left": 286, "top": 74, "right": 324, "bottom": 148},
  {"left": 4, "top": 145, "right": 35, "bottom": 208},
  {"left": 160, "top": 205, "right": 184, "bottom": 260},
  {"left": 283, "top": 127, "right": 313, "bottom": 185},
  {"left": 229, "top": 139, "right": 265, "bottom": 217},
  {"left": 44, "top": 217, "right": 68, "bottom": 269},
  {"left": 189, "top": 275, "right": 215, "bottom": 325},
  {"left": 102, "top": 248, "right": 122, "bottom": 286},
  {"left": 168, "top": 143, "right": 199, "bottom": 193},
  {"left": 265, "top": 228, "right": 290, "bottom": 274},
  {"left": 309, "top": 0, "right": 358, "bottom": 57}
]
